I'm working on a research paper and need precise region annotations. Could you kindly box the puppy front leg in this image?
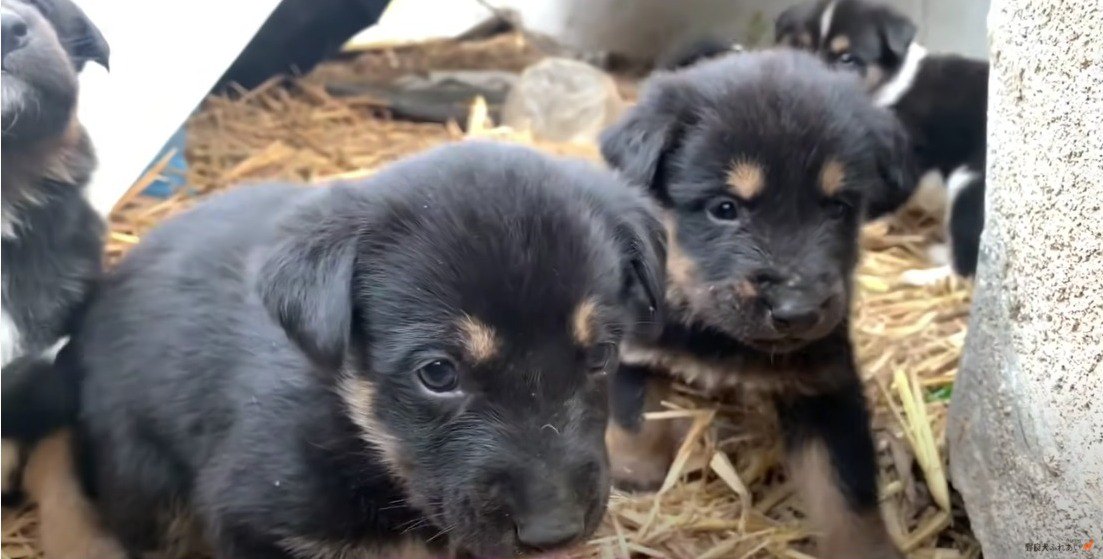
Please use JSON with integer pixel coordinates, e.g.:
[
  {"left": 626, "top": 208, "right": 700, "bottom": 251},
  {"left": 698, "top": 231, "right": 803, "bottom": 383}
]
[
  {"left": 605, "top": 364, "right": 683, "bottom": 492},
  {"left": 776, "top": 379, "right": 902, "bottom": 559},
  {"left": 22, "top": 429, "right": 128, "bottom": 559}
]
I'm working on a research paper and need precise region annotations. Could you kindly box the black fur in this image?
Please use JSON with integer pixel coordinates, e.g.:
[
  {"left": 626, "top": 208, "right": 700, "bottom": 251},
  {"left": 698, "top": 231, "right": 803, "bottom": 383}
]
[
  {"left": 776, "top": 0, "right": 989, "bottom": 277},
  {"left": 601, "top": 50, "right": 906, "bottom": 556},
  {"left": 214, "top": 0, "right": 389, "bottom": 91},
  {"left": 69, "top": 142, "right": 666, "bottom": 559},
  {"left": 0, "top": 0, "right": 108, "bottom": 491},
  {"left": 655, "top": 37, "right": 742, "bottom": 71}
]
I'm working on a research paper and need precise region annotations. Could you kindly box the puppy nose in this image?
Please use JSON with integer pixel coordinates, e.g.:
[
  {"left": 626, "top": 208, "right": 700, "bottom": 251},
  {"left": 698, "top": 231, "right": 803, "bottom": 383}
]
[
  {"left": 2, "top": 9, "right": 28, "bottom": 57},
  {"left": 768, "top": 298, "right": 822, "bottom": 333},
  {"left": 515, "top": 514, "right": 585, "bottom": 550}
]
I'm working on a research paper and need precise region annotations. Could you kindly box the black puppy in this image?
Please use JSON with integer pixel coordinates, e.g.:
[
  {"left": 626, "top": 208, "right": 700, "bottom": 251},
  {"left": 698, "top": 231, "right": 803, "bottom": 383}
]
[
  {"left": 1, "top": 1, "right": 123, "bottom": 556},
  {"left": 776, "top": 0, "right": 989, "bottom": 281},
  {"left": 654, "top": 37, "right": 743, "bottom": 71},
  {"left": 601, "top": 50, "right": 913, "bottom": 559},
  {"left": 68, "top": 141, "right": 666, "bottom": 559}
]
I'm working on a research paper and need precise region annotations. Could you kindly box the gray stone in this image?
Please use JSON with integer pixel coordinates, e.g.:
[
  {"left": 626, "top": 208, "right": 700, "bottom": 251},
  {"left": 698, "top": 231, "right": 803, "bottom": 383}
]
[
  {"left": 947, "top": 1, "right": 1103, "bottom": 558},
  {"left": 501, "top": 57, "right": 625, "bottom": 144}
]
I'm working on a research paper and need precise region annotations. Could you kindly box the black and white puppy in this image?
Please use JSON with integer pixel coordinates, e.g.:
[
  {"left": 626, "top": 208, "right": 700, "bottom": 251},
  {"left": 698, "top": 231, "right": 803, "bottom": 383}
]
[
  {"left": 776, "top": 0, "right": 989, "bottom": 282},
  {"left": 601, "top": 50, "right": 913, "bottom": 559},
  {"left": 1, "top": 2, "right": 124, "bottom": 557},
  {"left": 68, "top": 141, "right": 666, "bottom": 559},
  {"left": 1, "top": 0, "right": 108, "bottom": 492}
]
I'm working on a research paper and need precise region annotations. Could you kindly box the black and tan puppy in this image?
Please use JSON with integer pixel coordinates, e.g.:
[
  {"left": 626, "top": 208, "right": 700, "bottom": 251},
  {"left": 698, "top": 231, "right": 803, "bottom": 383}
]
[
  {"left": 776, "top": 0, "right": 989, "bottom": 281},
  {"left": 67, "top": 141, "right": 666, "bottom": 559},
  {"left": 601, "top": 50, "right": 914, "bottom": 559},
  {"left": 1, "top": 1, "right": 123, "bottom": 557}
]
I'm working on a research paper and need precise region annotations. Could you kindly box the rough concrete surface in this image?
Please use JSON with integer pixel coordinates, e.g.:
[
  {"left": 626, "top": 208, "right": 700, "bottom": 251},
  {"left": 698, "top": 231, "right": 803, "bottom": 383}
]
[{"left": 948, "top": 1, "right": 1103, "bottom": 558}]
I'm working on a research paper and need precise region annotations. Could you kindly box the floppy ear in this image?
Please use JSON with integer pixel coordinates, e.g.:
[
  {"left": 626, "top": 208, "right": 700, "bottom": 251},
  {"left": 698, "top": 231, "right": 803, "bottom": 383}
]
[
  {"left": 256, "top": 189, "right": 364, "bottom": 370},
  {"left": 47, "top": 0, "right": 110, "bottom": 70},
  {"left": 774, "top": 3, "right": 811, "bottom": 45},
  {"left": 599, "top": 84, "right": 689, "bottom": 204},
  {"left": 612, "top": 196, "right": 668, "bottom": 342},
  {"left": 874, "top": 7, "right": 917, "bottom": 61},
  {"left": 865, "top": 108, "right": 918, "bottom": 220}
]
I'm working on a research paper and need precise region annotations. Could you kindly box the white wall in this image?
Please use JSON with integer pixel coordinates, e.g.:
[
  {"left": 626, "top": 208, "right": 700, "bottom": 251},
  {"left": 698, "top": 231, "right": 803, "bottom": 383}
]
[
  {"left": 75, "top": 0, "right": 281, "bottom": 215},
  {"left": 360, "top": 0, "right": 991, "bottom": 59},
  {"left": 79, "top": 0, "right": 989, "bottom": 215}
]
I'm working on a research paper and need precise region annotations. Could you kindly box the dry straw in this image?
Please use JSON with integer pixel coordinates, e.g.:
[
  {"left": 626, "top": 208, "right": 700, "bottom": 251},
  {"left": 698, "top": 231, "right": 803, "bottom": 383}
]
[{"left": 2, "top": 32, "right": 978, "bottom": 559}]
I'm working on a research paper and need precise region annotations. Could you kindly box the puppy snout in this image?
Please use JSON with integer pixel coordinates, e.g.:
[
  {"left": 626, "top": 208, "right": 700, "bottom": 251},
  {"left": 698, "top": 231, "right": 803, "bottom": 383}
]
[
  {"left": 515, "top": 510, "right": 586, "bottom": 551},
  {"left": 2, "top": 9, "right": 28, "bottom": 57},
  {"left": 767, "top": 295, "right": 825, "bottom": 334}
]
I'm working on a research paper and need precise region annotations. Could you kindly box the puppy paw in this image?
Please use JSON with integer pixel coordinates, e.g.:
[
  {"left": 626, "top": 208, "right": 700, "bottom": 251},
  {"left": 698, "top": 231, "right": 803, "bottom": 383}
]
[
  {"left": 605, "top": 420, "right": 675, "bottom": 493},
  {"left": 610, "top": 455, "right": 668, "bottom": 493},
  {"left": 900, "top": 264, "right": 954, "bottom": 287},
  {"left": 926, "top": 243, "right": 951, "bottom": 266}
]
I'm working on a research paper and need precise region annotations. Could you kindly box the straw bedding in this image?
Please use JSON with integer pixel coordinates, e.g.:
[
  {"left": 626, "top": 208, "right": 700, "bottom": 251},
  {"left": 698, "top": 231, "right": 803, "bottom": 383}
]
[{"left": 2, "top": 33, "right": 979, "bottom": 559}]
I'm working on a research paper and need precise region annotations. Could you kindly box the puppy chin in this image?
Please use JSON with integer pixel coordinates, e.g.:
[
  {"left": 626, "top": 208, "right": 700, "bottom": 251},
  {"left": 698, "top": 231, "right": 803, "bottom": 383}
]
[
  {"left": 0, "top": 75, "right": 76, "bottom": 145},
  {"left": 449, "top": 529, "right": 517, "bottom": 559},
  {"left": 742, "top": 315, "right": 845, "bottom": 354},
  {"left": 1, "top": 77, "right": 31, "bottom": 131}
]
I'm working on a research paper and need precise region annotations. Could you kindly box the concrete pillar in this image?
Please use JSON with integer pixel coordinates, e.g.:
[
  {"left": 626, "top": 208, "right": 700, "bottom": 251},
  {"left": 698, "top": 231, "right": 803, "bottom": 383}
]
[{"left": 947, "top": 1, "right": 1103, "bottom": 558}]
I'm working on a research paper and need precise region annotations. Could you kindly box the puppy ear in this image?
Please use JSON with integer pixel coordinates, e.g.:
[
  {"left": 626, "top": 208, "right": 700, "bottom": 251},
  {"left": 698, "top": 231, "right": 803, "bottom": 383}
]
[
  {"left": 774, "top": 4, "right": 809, "bottom": 45},
  {"left": 874, "top": 7, "right": 917, "bottom": 61},
  {"left": 48, "top": 0, "right": 111, "bottom": 70},
  {"left": 256, "top": 189, "right": 363, "bottom": 369},
  {"left": 613, "top": 196, "right": 668, "bottom": 341},
  {"left": 600, "top": 84, "right": 688, "bottom": 203},
  {"left": 865, "top": 108, "right": 918, "bottom": 220}
]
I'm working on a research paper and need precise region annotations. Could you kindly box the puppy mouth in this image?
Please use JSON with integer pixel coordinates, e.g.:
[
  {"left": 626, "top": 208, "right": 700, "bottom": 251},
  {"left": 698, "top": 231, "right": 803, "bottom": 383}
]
[{"left": 745, "top": 336, "right": 813, "bottom": 353}]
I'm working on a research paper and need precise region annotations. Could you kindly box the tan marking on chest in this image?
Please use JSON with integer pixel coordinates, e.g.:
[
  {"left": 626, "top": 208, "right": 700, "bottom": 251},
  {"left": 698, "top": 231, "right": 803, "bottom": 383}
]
[
  {"left": 620, "top": 344, "right": 833, "bottom": 397},
  {"left": 280, "top": 536, "right": 438, "bottom": 559}
]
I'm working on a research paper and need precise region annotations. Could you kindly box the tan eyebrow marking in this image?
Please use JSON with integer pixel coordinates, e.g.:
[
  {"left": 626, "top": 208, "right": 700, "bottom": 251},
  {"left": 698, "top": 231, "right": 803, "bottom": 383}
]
[
  {"left": 829, "top": 35, "right": 851, "bottom": 54},
  {"left": 458, "top": 315, "right": 498, "bottom": 363},
  {"left": 820, "top": 159, "right": 847, "bottom": 196},
  {"left": 572, "top": 298, "right": 599, "bottom": 346},
  {"left": 726, "top": 159, "right": 765, "bottom": 199}
]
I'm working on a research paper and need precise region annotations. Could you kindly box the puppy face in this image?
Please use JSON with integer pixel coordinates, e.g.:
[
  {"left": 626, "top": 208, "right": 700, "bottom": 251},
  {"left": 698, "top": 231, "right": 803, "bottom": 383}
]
[
  {"left": 774, "top": 1, "right": 821, "bottom": 50},
  {"left": 602, "top": 51, "right": 914, "bottom": 353},
  {"left": 774, "top": 0, "right": 917, "bottom": 92},
  {"left": 1, "top": 0, "right": 108, "bottom": 146},
  {"left": 258, "top": 142, "right": 665, "bottom": 557}
]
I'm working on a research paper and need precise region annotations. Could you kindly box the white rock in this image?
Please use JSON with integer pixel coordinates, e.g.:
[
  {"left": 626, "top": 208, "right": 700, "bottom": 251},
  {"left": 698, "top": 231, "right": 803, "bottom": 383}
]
[{"left": 947, "top": 1, "right": 1103, "bottom": 558}]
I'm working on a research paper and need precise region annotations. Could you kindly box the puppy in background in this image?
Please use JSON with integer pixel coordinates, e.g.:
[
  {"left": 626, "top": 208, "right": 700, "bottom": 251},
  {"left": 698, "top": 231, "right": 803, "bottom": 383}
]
[
  {"left": 776, "top": 0, "right": 989, "bottom": 283},
  {"left": 68, "top": 142, "right": 665, "bottom": 559},
  {"left": 2, "top": 1, "right": 124, "bottom": 557},
  {"left": 601, "top": 50, "right": 914, "bottom": 559},
  {"left": 654, "top": 37, "right": 744, "bottom": 71}
]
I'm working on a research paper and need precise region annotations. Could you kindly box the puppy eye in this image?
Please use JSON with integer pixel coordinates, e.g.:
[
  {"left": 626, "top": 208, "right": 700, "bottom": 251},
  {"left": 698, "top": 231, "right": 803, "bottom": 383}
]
[
  {"left": 823, "top": 198, "right": 852, "bottom": 219},
  {"left": 836, "top": 53, "right": 861, "bottom": 67},
  {"left": 586, "top": 343, "right": 618, "bottom": 377},
  {"left": 417, "top": 360, "right": 460, "bottom": 393},
  {"left": 707, "top": 198, "right": 741, "bottom": 223}
]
